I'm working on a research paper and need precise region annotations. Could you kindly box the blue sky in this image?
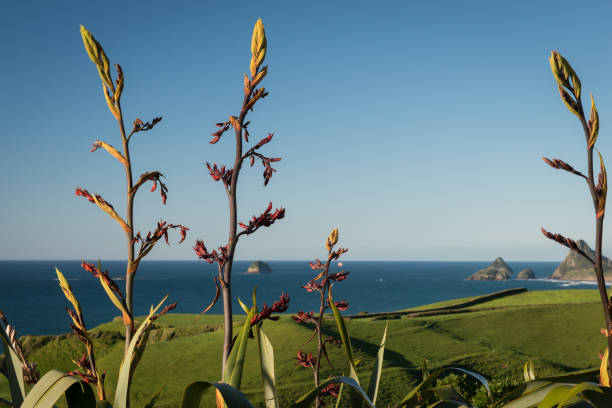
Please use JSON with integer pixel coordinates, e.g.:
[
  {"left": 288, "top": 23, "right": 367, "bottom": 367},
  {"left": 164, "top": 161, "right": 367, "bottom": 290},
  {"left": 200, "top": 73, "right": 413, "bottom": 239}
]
[{"left": 2, "top": 1, "right": 612, "bottom": 261}]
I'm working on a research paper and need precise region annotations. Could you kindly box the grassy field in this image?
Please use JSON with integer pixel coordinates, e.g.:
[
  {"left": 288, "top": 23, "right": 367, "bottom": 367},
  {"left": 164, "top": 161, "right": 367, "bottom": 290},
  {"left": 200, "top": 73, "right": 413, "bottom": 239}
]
[{"left": 1, "top": 289, "right": 608, "bottom": 407}]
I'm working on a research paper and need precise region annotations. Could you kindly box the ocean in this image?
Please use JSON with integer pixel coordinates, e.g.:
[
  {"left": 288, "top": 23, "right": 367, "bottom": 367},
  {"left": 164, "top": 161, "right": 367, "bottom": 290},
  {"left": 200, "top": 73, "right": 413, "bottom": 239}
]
[{"left": 0, "top": 260, "right": 601, "bottom": 336}]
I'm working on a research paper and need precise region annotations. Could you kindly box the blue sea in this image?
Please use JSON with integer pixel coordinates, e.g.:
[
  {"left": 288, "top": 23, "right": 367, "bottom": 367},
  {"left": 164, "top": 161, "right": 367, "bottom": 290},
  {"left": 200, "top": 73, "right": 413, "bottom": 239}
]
[{"left": 0, "top": 260, "right": 602, "bottom": 336}]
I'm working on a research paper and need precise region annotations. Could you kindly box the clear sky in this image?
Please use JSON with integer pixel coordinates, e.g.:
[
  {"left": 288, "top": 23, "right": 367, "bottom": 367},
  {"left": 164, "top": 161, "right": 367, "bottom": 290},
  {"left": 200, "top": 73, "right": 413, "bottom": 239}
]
[{"left": 2, "top": 1, "right": 612, "bottom": 261}]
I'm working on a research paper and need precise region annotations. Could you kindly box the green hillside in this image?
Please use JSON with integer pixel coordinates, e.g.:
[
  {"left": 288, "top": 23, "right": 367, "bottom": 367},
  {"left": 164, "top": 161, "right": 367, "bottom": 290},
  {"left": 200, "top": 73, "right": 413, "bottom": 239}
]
[{"left": 1, "top": 289, "right": 607, "bottom": 407}]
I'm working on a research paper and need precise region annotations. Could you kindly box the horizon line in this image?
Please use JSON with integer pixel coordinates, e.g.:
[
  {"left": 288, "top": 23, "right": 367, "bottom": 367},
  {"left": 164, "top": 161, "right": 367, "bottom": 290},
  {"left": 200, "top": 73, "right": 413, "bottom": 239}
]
[{"left": 0, "top": 259, "right": 563, "bottom": 263}]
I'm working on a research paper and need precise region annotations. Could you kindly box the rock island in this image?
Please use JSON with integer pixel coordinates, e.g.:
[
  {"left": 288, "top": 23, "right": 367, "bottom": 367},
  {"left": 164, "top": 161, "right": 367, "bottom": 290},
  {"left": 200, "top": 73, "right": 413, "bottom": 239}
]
[
  {"left": 247, "top": 261, "right": 273, "bottom": 274},
  {"left": 467, "top": 257, "right": 513, "bottom": 281}
]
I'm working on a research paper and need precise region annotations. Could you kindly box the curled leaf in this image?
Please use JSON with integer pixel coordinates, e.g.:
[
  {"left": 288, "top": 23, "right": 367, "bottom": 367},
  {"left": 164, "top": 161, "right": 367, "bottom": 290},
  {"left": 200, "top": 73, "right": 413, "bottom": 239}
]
[
  {"left": 91, "top": 140, "right": 127, "bottom": 166},
  {"left": 195, "top": 277, "right": 221, "bottom": 321},
  {"left": 98, "top": 271, "right": 129, "bottom": 318},
  {"left": 91, "top": 195, "right": 131, "bottom": 233}
]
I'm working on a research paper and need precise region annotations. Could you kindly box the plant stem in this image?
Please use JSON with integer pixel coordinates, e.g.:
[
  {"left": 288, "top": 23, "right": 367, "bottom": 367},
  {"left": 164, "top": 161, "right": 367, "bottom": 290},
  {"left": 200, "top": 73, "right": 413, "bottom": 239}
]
[
  {"left": 314, "top": 291, "right": 325, "bottom": 408},
  {"left": 220, "top": 85, "right": 252, "bottom": 377},
  {"left": 85, "top": 341, "right": 105, "bottom": 400},
  {"left": 577, "top": 102, "right": 612, "bottom": 377},
  {"left": 221, "top": 265, "right": 233, "bottom": 376},
  {"left": 117, "top": 102, "right": 135, "bottom": 355},
  {"left": 313, "top": 262, "right": 331, "bottom": 408}
]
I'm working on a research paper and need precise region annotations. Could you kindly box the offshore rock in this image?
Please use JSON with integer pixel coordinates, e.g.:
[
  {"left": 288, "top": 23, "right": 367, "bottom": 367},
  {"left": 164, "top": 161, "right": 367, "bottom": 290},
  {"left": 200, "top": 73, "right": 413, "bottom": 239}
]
[
  {"left": 516, "top": 268, "right": 536, "bottom": 280},
  {"left": 467, "top": 257, "right": 513, "bottom": 281},
  {"left": 247, "top": 261, "right": 273, "bottom": 274}
]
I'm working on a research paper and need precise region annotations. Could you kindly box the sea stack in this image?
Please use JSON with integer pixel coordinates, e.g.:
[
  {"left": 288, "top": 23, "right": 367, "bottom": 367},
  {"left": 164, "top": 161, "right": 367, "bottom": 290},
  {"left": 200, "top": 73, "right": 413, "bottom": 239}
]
[
  {"left": 467, "top": 257, "right": 513, "bottom": 281},
  {"left": 247, "top": 261, "right": 273, "bottom": 274},
  {"left": 552, "top": 240, "right": 612, "bottom": 280},
  {"left": 516, "top": 269, "right": 536, "bottom": 280}
]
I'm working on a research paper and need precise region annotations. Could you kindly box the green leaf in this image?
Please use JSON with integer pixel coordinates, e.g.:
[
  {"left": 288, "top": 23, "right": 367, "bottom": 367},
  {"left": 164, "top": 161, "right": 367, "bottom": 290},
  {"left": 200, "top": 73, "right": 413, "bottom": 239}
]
[
  {"left": 536, "top": 384, "right": 576, "bottom": 408},
  {"left": 0, "top": 397, "right": 12, "bottom": 408},
  {"left": 97, "top": 271, "right": 129, "bottom": 317},
  {"left": 226, "top": 306, "right": 255, "bottom": 389},
  {"left": 65, "top": 381, "right": 96, "bottom": 408},
  {"left": 541, "top": 368, "right": 599, "bottom": 383},
  {"left": 524, "top": 360, "right": 535, "bottom": 382},
  {"left": 180, "top": 381, "right": 254, "bottom": 408},
  {"left": 398, "top": 367, "right": 490, "bottom": 407},
  {"left": 238, "top": 298, "right": 250, "bottom": 314},
  {"left": 21, "top": 370, "right": 84, "bottom": 408},
  {"left": 550, "top": 382, "right": 603, "bottom": 408},
  {"left": 0, "top": 324, "right": 25, "bottom": 407},
  {"left": 290, "top": 376, "right": 375, "bottom": 408},
  {"left": 580, "top": 386, "right": 612, "bottom": 408},
  {"left": 95, "top": 401, "right": 113, "bottom": 408},
  {"left": 255, "top": 326, "right": 277, "bottom": 408},
  {"left": 430, "top": 385, "right": 467, "bottom": 403},
  {"left": 426, "top": 401, "right": 469, "bottom": 408},
  {"left": 501, "top": 383, "right": 577, "bottom": 408},
  {"left": 335, "top": 383, "right": 344, "bottom": 408},
  {"left": 499, "top": 369, "right": 600, "bottom": 407},
  {"left": 114, "top": 295, "right": 168, "bottom": 408},
  {"left": 329, "top": 288, "right": 361, "bottom": 407},
  {"left": 328, "top": 289, "right": 357, "bottom": 377},
  {"left": 422, "top": 359, "right": 431, "bottom": 382},
  {"left": 142, "top": 388, "right": 162, "bottom": 408},
  {"left": 367, "top": 320, "right": 387, "bottom": 405}
]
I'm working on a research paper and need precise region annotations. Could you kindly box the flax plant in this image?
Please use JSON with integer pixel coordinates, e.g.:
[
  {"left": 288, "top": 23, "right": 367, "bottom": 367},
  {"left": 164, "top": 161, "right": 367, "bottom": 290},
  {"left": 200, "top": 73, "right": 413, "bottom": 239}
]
[
  {"left": 74, "top": 25, "right": 187, "bottom": 403},
  {"left": 56, "top": 269, "right": 106, "bottom": 400},
  {"left": 293, "top": 228, "right": 350, "bottom": 408},
  {"left": 194, "top": 18, "right": 284, "bottom": 376},
  {"left": 540, "top": 51, "right": 612, "bottom": 381}
]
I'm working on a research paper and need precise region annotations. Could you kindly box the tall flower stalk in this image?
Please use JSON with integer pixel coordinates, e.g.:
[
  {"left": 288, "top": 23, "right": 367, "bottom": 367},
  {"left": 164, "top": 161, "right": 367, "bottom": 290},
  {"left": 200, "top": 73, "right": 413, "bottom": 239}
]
[
  {"left": 194, "top": 18, "right": 284, "bottom": 377},
  {"left": 541, "top": 50, "right": 611, "bottom": 381},
  {"left": 76, "top": 25, "right": 187, "bottom": 402},
  {"left": 293, "top": 228, "right": 349, "bottom": 408}
]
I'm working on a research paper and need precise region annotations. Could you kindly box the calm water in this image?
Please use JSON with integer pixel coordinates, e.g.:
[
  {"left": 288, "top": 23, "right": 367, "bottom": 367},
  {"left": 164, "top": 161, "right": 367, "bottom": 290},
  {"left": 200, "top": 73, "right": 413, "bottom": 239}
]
[{"left": 0, "top": 260, "right": 599, "bottom": 336}]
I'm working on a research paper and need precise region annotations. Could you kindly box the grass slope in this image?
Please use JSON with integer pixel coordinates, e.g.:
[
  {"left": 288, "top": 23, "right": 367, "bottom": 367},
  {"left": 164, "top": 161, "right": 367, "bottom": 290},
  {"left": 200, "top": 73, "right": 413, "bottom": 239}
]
[{"left": 0, "top": 289, "right": 607, "bottom": 407}]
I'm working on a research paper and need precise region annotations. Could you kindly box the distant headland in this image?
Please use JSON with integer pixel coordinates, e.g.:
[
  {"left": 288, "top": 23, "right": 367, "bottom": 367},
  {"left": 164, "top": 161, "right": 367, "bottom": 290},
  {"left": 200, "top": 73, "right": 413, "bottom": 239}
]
[{"left": 551, "top": 240, "right": 612, "bottom": 281}]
